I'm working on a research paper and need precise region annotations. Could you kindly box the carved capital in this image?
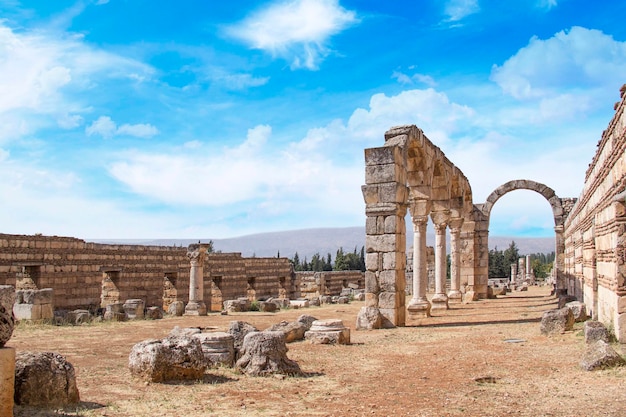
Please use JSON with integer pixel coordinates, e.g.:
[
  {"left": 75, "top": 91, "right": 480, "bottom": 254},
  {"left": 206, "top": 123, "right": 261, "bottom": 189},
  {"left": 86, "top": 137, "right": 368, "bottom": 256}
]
[
  {"left": 430, "top": 210, "right": 450, "bottom": 229},
  {"left": 448, "top": 217, "right": 464, "bottom": 233},
  {"left": 408, "top": 199, "right": 432, "bottom": 218}
]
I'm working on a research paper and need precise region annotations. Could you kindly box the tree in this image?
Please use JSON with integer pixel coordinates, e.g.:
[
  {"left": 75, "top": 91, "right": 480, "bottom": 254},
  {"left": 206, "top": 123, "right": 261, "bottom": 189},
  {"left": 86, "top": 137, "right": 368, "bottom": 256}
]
[
  {"left": 503, "top": 241, "right": 520, "bottom": 277},
  {"left": 488, "top": 247, "right": 507, "bottom": 278}
]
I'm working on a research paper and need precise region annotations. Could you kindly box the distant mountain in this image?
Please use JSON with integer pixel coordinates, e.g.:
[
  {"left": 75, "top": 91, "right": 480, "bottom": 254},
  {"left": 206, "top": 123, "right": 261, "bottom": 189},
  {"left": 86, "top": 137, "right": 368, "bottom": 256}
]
[{"left": 99, "top": 227, "right": 555, "bottom": 260}]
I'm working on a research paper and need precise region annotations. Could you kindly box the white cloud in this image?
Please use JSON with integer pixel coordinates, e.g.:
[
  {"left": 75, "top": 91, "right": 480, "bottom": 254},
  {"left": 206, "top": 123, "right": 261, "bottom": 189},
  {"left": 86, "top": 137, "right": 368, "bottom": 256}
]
[
  {"left": 443, "top": 0, "right": 480, "bottom": 22},
  {"left": 491, "top": 27, "right": 626, "bottom": 100},
  {"left": 0, "top": 22, "right": 154, "bottom": 143},
  {"left": 225, "top": 0, "right": 358, "bottom": 70},
  {"left": 392, "top": 71, "right": 437, "bottom": 87},
  {"left": 86, "top": 116, "right": 159, "bottom": 139},
  {"left": 536, "top": 0, "right": 558, "bottom": 10}
]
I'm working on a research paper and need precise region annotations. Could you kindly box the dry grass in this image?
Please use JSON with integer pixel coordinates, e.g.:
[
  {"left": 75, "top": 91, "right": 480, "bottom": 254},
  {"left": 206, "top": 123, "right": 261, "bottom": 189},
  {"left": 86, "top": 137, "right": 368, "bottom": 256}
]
[{"left": 9, "top": 286, "right": 626, "bottom": 417}]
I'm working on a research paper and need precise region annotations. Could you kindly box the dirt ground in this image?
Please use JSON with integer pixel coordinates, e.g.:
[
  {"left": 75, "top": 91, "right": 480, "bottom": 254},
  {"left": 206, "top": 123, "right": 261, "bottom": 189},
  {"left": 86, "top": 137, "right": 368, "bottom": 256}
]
[{"left": 9, "top": 286, "right": 626, "bottom": 417}]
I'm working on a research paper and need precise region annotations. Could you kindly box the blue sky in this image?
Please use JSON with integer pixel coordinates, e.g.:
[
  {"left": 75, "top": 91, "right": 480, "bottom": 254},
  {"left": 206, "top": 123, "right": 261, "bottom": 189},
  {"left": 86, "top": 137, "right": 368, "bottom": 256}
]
[{"left": 1, "top": 0, "right": 625, "bottom": 239}]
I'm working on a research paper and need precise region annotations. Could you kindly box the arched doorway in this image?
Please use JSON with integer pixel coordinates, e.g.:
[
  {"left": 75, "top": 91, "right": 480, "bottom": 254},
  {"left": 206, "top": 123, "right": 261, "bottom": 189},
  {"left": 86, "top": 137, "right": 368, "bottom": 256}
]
[{"left": 478, "top": 180, "right": 574, "bottom": 296}]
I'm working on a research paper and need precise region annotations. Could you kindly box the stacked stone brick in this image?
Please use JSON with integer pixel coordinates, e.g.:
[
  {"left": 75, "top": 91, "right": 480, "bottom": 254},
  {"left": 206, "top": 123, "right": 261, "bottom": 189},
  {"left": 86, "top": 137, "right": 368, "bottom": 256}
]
[
  {"left": 0, "top": 234, "right": 294, "bottom": 313},
  {"left": 563, "top": 85, "right": 626, "bottom": 342}
]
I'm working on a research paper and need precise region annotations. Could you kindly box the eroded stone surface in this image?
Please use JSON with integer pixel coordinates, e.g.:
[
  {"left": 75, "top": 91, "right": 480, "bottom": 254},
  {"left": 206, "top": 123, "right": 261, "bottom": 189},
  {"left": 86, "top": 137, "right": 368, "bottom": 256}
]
[
  {"left": 540, "top": 308, "right": 574, "bottom": 336},
  {"left": 128, "top": 336, "right": 205, "bottom": 382},
  {"left": 266, "top": 320, "right": 307, "bottom": 343},
  {"left": 305, "top": 319, "right": 350, "bottom": 345},
  {"left": 228, "top": 321, "right": 258, "bottom": 358},
  {"left": 14, "top": 351, "right": 80, "bottom": 407},
  {"left": 0, "top": 286, "right": 15, "bottom": 347},
  {"left": 580, "top": 340, "right": 626, "bottom": 371},
  {"left": 584, "top": 321, "right": 610, "bottom": 344},
  {"left": 192, "top": 332, "right": 235, "bottom": 368},
  {"left": 235, "top": 331, "right": 301, "bottom": 377}
]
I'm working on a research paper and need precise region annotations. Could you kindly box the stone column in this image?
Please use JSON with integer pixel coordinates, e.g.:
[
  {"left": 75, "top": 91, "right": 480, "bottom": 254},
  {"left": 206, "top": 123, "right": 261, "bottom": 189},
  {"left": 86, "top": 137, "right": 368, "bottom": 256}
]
[
  {"left": 447, "top": 218, "right": 464, "bottom": 302},
  {"left": 525, "top": 254, "right": 532, "bottom": 282},
  {"left": 431, "top": 211, "right": 450, "bottom": 310},
  {"left": 184, "top": 243, "right": 208, "bottom": 316},
  {"left": 407, "top": 214, "right": 431, "bottom": 318},
  {"left": 518, "top": 257, "right": 525, "bottom": 284},
  {"left": 510, "top": 263, "right": 517, "bottom": 285}
]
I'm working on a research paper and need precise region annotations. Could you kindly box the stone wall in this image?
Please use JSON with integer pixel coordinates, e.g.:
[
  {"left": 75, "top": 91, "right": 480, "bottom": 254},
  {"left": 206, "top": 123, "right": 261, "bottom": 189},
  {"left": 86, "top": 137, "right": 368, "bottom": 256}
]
[
  {"left": 0, "top": 234, "right": 293, "bottom": 313},
  {"left": 563, "top": 85, "right": 626, "bottom": 342},
  {"left": 297, "top": 271, "right": 365, "bottom": 299}
]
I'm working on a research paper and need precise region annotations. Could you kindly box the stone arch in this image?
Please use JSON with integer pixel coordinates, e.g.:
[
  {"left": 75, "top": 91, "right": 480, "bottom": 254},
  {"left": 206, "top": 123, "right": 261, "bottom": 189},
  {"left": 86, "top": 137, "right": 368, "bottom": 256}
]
[
  {"left": 359, "top": 125, "right": 476, "bottom": 329},
  {"left": 478, "top": 179, "right": 567, "bottom": 294},
  {"left": 480, "top": 180, "right": 565, "bottom": 227}
]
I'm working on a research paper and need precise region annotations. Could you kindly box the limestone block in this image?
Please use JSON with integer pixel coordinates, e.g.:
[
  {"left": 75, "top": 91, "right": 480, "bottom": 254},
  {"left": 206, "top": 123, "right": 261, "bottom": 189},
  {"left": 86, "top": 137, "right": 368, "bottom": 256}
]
[
  {"left": 228, "top": 321, "right": 259, "bottom": 358},
  {"left": 0, "top": 285, "right": 15, "bottom": 313},
  {"left": 128, "top": 336, "right": 206, "bottom": 383},
  {"left": 146, "top": 306, "right": 163, "bottom": 320},
  {"left": 0, "top": 304, "right": 13, "bottom": 349},
  {"left": 192, "top": 332, "right": 235, "bottom": 368},
  {"left": 0, "top": 347, "right": 15, "bottom": 417},
  {"left": 364, "top": 146, "right": 397, "bottom": 166},
  {"left": 366, "top": 234, "right": 397, "bottom": 253},
  {"left": 33, "top": 288, "right": 53, "bottom": 305},
  {"left": 123, "top": 299, "right": 145, "bottom": 319},
  {"left": 305, "top": 319, "right": 350, "bottom": 345},
  {"left": 167, "top": 301, "right": 185, "bottom": 316},
  {"left": 558, "top": 295, "right": 578, "bottom": 309},
  {"left": 336, "top": 296, "right": 349, "bottom": 304},
  {"left": 584, "top": 321, "right": 610, "bottom": 344},
  {"left": 378, "top": 291, "right": 399, "bottom": 309},
  {"left": 235, "top": 331, "right": 302, "bottom": 377},
  {"left": 290, "top": 299, "right": 309, "bottom": 308},
  {"left": 540, "top": 308, "right": 575, "bottom": 336},
  {"left": 104, "top": 303, "right": 126, "bottom": 321},
  {"left": 67, "top": 309, "right": 92, "bottom": 325},
  {"left": 364, "top": 292, "right": 378, "bottom": 308},
  {"left": 224, "top": 299, "right": 248, "bottom": 312},
  {"left": 365, "top": 253, "right": 379, "bottom": 272},
  {"left": 258, "top": 301, "right": 278, "bottom": 313},
  {"left": 379, "top": 270, "right": 398, "bottom": 292},
  {"left": 379, "top": 307, "right": 402, "bottom": 328},
  {"left": 565, "top": 301, "right": 588, "bottom": 322},
  {"left": 14, "top": 351, "right": 80, "bottom": 407},
  {"left": 169, "top": 326, "right": 202, "bottom": 337},
  {"left": 365, "top": 164, "right": 397, "bottom": 184},
  {"left": 266, "top": 320, "right": 307, "bottom": 343},
  {"left": 580, "top": 340, "right": 626, "bottom": 371},
  {"left": 356, "top": 306, "right": 382, "bottom": 330}
]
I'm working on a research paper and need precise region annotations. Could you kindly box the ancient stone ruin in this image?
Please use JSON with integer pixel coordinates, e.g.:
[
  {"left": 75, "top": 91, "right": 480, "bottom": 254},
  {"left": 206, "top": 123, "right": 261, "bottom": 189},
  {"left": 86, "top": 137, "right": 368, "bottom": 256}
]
[{"left": 358, "top": 85, "right": 626, "bottom": 344}]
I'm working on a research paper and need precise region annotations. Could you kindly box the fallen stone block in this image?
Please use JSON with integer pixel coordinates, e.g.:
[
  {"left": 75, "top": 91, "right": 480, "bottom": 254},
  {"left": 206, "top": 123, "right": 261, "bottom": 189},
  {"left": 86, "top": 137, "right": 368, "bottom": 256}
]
[
  {"left": 258, "top": 301, "right": 278, "bottom": 313},
  {"left": 356, "top": 306, "right": 382, "bottom": 330},
  {"left": 235, "top": 331, "right": 301, "bottom": 377},
  {"left": 584, "top": 321, "right": 610, "bottom": 344},
  {"left": 228, "top": 321, "right": 258, "bottom": 359},
  {"left": 565, "top": 301, "right": 587, "bottom": 322},
  {"left": 104, "top": 303, "right": 126, "bottom": 321},
  {"left": 123, "top": 299, "right": 145, "bottom": 320},
  {"left": 558, "top": 295, "right": 578, "bottom": 309},
  {"left": 540, "top": 308, "right": 574, "bottom": 336},
  {"left": 193, "top": 332, "right": 235, "bottom": 368},
  {"left": 67, "top": 309, "right": 92, "bottom": 325},
  {"left": 290, "top": 299, "right": 309, "bottom": 308},
  {"left": 128, "top": 336, "right": 205, "bottom": 382},
  {"left": 266, "top": 320, "right": 307, "bottom": 343},
  {"left": 146, "top": 306, "right": 163, "bottom": 320},
  {"left": 167, "top": 300, "right": 185, "bottom": 316},
  {"left": 14, "top": 351, "right": 80, "bottom": 407},
  {"left": 580, "top": 340, "right": 626, "bottom": 371},
  {"left": 305, "top": 319, "right": 350, "bottom": 345}
]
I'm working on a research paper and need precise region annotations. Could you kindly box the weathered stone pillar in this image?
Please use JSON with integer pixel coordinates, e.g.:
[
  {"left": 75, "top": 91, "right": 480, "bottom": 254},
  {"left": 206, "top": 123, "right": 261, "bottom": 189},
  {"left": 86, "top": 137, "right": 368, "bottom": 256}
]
[
  {"left": 357, "top": 141, "right": 408, "bottom": 330},
  {"left": 184, "top": 243, "right": 208, "bottom": 316},
  {"left": 510, "top": 263, "right": 517, "bottom": 285},
  {"left": 554, "top": 225, "right": 567, "bottom": 296},
  {"left": 431, "top": 211, "right": 450, "bottom": 310},
  {"left": 407, "top": 203, "right": 431, "bottom": 318},
  {"left": 448, "top": 218, "right": 464, "bottom": 302}
]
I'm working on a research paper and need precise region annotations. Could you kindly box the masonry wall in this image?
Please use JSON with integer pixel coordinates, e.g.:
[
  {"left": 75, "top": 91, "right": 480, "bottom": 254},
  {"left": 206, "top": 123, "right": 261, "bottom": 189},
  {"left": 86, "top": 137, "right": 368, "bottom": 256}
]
[
  {"left": 297, "top": 271, "right": 365, "bottom": 299},
  {"left": 563, "top": 85, "right": 626, "bottom": 342},
  {"left": 0, "top": 234, "right": 295, "bottom": 313}
]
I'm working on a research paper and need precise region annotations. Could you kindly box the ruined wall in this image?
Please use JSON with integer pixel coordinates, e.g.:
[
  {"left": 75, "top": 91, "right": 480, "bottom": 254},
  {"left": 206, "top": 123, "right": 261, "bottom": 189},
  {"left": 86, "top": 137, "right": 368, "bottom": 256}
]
[
  {"left": 297, "top": 271, "right": 365, "bottom": 299},
  {"left": 563, "top": 85, "right": 626, "bottom": 342},
  {"left": 0, "top": 234, "right": 190, "bottom": 311},
  {"left": 0, "top": 234, "right": 294, "bottom": 313}
]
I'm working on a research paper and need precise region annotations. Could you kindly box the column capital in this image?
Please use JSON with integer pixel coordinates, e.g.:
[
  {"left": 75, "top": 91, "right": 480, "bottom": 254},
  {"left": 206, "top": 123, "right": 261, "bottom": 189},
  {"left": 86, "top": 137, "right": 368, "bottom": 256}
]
[
  {"left": 408, "top": 198, "right": 432, "bottom": 217},
  {"left": 430, "top": 209, "right": 450, "bottom": 228},
  {"left": 448, "top": 217, "right": 464, "bottom": 233}
]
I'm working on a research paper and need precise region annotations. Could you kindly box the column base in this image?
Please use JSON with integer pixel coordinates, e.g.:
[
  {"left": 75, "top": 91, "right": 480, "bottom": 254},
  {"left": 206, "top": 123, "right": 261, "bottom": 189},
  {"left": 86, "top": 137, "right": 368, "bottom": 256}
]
[
  {"left": 407, "top": 298, "right": 431, "bottom": 318},
  {"left": 430, "top": 293, "right": 449, "bottom": 310},
  {"left": 0, "top": 347, "right": 15, "bottom": 417},
  {"left": 447, "top": 290, "right": 462, "bottom": 302},
  {"left": 184, "top": 301, "right": 207, "bottom": 316}
]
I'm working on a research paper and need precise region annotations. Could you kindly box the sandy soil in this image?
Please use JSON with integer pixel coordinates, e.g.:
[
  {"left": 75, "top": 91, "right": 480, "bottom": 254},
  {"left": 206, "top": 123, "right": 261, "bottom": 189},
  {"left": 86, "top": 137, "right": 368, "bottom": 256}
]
[{"left": 9, "top": 286, "right": 626, "bottom": 417}]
